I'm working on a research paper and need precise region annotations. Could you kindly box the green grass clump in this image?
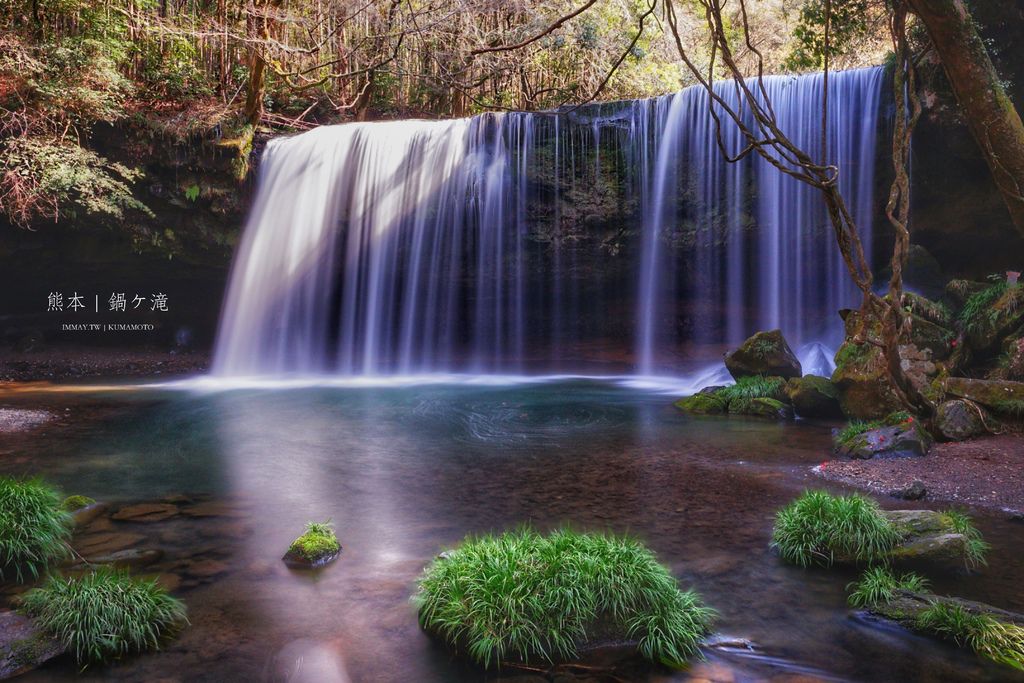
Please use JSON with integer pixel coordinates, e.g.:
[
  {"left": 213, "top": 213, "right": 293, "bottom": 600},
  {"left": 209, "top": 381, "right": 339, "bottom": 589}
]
[
  {"left": 834, "top": 411, "right": 916, "bottom": 449},
  {"left": 61, "top": 495, "right": 95, "bottom": 511},
  {"left": 958, "top": 278, "right": 1021, "bottom": 334},
  {"left": 941, "top": 510, "right": 989, "bottom": 567},
  {"left": 718, "top": 375, "right": 786, "bottom": 402},
  {"left": 287, "top": 520, "right": 341, "bottom": 562},
  {"left": 771, "top": 491, "right": 902, "bottom": 567},
  {"left": 0, "top": 477, "right": 72, "bottom": 582},
  {"left": 413, "top": 528, "right": 714, "bottom": 668},
  {"left": 916, "top": 602, "right": 1024, "bottom": 671},
  {"left": 992, "top": 399, "right": 1024, "bottom": 418},
  {"left": 21, "top": 568, "right": 187, "bottom": 665},
  {"left": 847, "top": 567, "right": 928, "bottom": 607}
]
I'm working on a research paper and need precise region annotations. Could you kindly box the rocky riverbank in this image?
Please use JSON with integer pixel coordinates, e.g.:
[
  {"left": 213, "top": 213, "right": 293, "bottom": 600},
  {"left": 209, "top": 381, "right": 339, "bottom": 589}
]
[{"left": 814, "top": 434, "right": 1024, "bottom": 516}]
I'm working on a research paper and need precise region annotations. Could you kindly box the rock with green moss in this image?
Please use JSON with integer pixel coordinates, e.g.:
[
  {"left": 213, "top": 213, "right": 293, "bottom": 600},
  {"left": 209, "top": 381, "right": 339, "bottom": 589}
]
[
  {"left": 944, "top": 377, "right": 1024, "bottom": 416},
  {"left": 834, "top": 418, "right": 932, "bottom": 459},
  {"left": 60, "top": 495, "right": 95, "bottom": 512},
  {"left": 934, "top": 399, "right": 989, "bottom": 441},
  {"left": 0, "top": 610, "right": 65, "bottom": 679},
  {"left": 831, "top": 341, "right": 904, "bottom": 419},
  {"left": 673, "top": 392, "right": 727, "bottom": 415},
  {"left": 727, "top": 397, "right": 794, "bottom": 420},
  {"left": 908, "top": 315, "right": 955, "bottom": 361},
  {"left": 724, "top": 329, "right": 802, "bottom": 380},
  {"left": 961, "top": 281, "right": 1024, "bottom": 353},
  {"left": 283, "top": 521, "right": 341, "bottom": 569},
  {"left": 785, "top": 375, "right": 843, "bottom": 418}
]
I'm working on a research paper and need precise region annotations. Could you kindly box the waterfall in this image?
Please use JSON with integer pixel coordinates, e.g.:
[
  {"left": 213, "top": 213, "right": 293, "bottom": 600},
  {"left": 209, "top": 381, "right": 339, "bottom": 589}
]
[{"left": 213, "top": 67, "right": 886, "bottom": 378}]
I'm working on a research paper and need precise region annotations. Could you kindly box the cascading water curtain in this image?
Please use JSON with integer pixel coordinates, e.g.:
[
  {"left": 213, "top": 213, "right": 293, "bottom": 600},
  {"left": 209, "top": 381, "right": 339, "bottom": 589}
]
[{"left": 213, "top": 66, "right": 886, "bottom": 378}]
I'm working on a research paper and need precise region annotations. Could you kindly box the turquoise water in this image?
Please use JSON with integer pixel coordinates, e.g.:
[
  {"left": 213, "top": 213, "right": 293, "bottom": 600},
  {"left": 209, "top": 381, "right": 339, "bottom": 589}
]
[{"left": 2, "top": 379, "right": 1021, "bottom": 682}]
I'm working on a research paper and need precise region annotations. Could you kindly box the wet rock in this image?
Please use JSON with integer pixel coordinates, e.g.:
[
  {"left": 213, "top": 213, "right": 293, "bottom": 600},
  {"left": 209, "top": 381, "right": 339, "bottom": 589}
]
[
  {"left": 831, "top": 341, "right": 903, "bottom": 420},
  {"left": 183, "top": 559, "right": 230, "bottom": 578},
  {"left": 111, "top": 502, "right": 179, "bottom": 522},
  {"left": 81, "top": 548, "right": 164, "bottom": 571},
  {"left": 674, "top": 393, "right": 727, "bottom": 415},
  {"left": 882, "top": 510, "right": 973, "bottom": 564},
  {"left": 785, "top": 375, "right": 843, "bottom": 418},
  {"left": 861, "top": 589, "right": 1024, "bottom": 633},
  {"left": 70, "top": 501, "right": 109, "bottom": 527},
  {"left": 836, "top": 423, "right": 932, "bottom": 459},
  {"left": 935, "top": 399, "right": 989, "bottom": 441},
  {"left": 891, "top": 480, "right": 927, "bottom": 501},
  {"left": 724, "top": 330, "right": 802, "bottom": 380},
  {"left": 73, "top": 532, "right": 146, "bottom": 556},
  {"left": 181, "top": 501, "right": 244, "bottom": 518},
  {"left": 0, "top": 610, "right": 64, "bottom": 679},
  {"left": 944, "top": 377, "right": 1024, "bottom": 414},
  {"left": 727, "top": 397, "right": 794, "bottom": 420}
]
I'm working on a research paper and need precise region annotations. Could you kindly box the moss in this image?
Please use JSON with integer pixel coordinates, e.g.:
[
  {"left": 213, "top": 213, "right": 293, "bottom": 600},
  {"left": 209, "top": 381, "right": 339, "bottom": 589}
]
[
  {"left": 286, "top": 521, "right": 341, "bottom": 562},
  {"left": 674, "top": 393, "right": 727, "bottom": 415},
  {"left": 61, "top": 495, "right": 95, "bottom": 512}
]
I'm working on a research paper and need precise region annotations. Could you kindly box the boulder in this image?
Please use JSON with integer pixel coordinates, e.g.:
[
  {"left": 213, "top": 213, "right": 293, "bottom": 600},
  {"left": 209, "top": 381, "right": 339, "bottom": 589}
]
[
  {"left": 0, "top": 610, "right": 64, "bottom": 679},
  {"left": 836, "top": 422, "right": 932, "bottom": 459},
  {"left": 934, "top": 399, "right": 989, "bottom": 441},
  {"left": 944, "top": 377, "right": 1024, "bottom": 413},
  {"left": 908, "top": 315, "right": 954, "bottom": 361},
  {"left": 727, "top": 397, "right": 794, "bottom": 420},
  {"left": 890, "top": 480, "right": 927, "bottom": 501},
  {"left": 724, "top": 330, "right": 802, "bottom": 380},
  {"left": 883, "top": 510, "right": 970, "bottom": 564},
  {"left": 785, "top": 375, "right": 843, "bottom": 418},
  {"left": 902, "top": 292, "right": 952, "bottom": 328},
  {"left": 862, "top": 590, "right": 1024, "bottom": 632},
  {"left": 70, "top": 502, "right": 109, "bottom": 528},
  {"left": 831, "top": 342, "right": 903, "bottom": 419}
]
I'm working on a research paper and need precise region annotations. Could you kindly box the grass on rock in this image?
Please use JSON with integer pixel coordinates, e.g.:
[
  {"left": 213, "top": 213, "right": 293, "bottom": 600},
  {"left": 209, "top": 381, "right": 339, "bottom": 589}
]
[
  {"left": 21, "top": 568, "right": 188, "bottom": 665},
  {"left": 846, "top": 567, "right": 928, "bottom": 607},
  {"left": 771, "top": 491, "right": 902, "bottom": 567},
  {"left": 941, "top": 510, "right": 989, "bottom": 567},
  {"left": 287, "top": 520, "right": 341, "bottom": 562},
  {"left": 916, "top": 602, "right": 1024, "bottom": 671},
  {"left": 718, "top": 376, "right": 786, "bottom": 402},
  {"left": 0, "top": 477, "right": 72, "bottom": 582},
  {"left": 834, "top": 411, "right": 915, "bottom": 449},
  {"left": 413, "top": 528, "right": 714, "bottom": 669}
]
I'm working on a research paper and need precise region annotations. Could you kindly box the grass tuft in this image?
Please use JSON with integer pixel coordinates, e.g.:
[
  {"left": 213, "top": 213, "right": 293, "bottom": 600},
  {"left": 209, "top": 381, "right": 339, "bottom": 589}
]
[
  {"left": 0, "top": 477, "right": 72, "bottom": 582},
  {"left": 941, "top": 510, "right": 989, "bottom": 567},
  {"left": 718, "top": 375, "right": 786, "bottom": 402},
  {"left": 916, "top": 602, "right": 1024, "bottom": 671},
  {"left": 21, "top": 568, "right": 188, "bottom": 666},
  {"left": 287, "top": 520, "right": 341, "bottom": 562},
  {"left": 834, "top": 411, "right": 915, "bottom": 449},
  {"left": 771, "top": 491, "right": 902, "bottom": 567},
  {"left": 846, "top": 567, "right": 928, "bottom": 607},
  {"left": 413, "top": 528, "right": 714, "bottom": 669}
]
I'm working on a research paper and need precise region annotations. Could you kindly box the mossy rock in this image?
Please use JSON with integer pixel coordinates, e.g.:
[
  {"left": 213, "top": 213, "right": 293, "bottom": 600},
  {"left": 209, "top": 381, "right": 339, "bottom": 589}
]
[
  {"left": 61, "top": 495, "right": 95, "bottom": 512},
  {"left": 908, "top": 315, "right": 955, "bottom": 361},
  {"left": 673, "top": 393, "right": 727, "bottom": 415},
  {"left": 934, "top": 399, "right": 989, "bottom": 441},
  {"left": 0, "top": 610, "right": 65, "bottom": 679},
  {"left": 945, "top": 279, "right": 989, "bottom": 308},
  {"left": 835, "top": 421, "right": 932, "bottom": 459},
  {"left": 831, "top": 341, "right": 903, "bottom": 419},
  {"left": 964, "top": 284, "right": 1024, "bottom": 353},
  {"left": 724, "top": 329, "right": 802, "bottom": 380},
  {"left": 283, "top": 523, "right": 341, "bottom": 569},
  {"left": 902, "top": 292, "right": 952, "bottom": 328},
  {"left": 727, "top": 397, "right": 794, "bottom": 420},
  {"left": 785, "top": 375, "right": 843, "bottom": 418},
  {"left": 944, "top": 377, "right": 1024, "bottom": 416}
]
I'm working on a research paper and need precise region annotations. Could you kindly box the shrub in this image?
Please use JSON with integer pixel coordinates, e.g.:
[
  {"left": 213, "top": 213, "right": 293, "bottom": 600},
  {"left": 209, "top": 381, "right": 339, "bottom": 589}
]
[
  {"left": 21, "top": 568, "right": 187, "bottom": 666},
  {"left": 286, "top": 521, "right": 341, "bottom": 563},
  {"left": 0, "top": 477, "right": 72, "bottom": 582},
  {"left": 771, "top": 491, "right": 902, "bottom": 567},
  {"left": 847, "top": 567, "right": 928, "bottom": 607},
  {"left": 413, "top": 528, "right": 714, "bottom": 668},
  {"left": 917, "top": 602, "right": 1024, "bottom": 671}
]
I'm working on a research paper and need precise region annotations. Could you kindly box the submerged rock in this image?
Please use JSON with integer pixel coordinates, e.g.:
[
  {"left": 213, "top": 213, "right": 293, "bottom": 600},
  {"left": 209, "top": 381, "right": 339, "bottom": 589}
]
[
  {"left": 69, "top": 501, "right": 109, "bottom": 528},
  {"left": 673, "top": 393, "right": 726, "bottom": 415},
  {"left": 79, "top": 548, "right": 164, "bottom": 571},
  {"left": 785, "top": 375, "right": 843, "bottom": 418},
  {"left": 836, "top": 422, "right": 932, "bottom": 459},
  {"left": 111, "top": 503, "right": 179, "bottom": 523},
  {"left": 724, "top": 329, "right": 802, "bottom": 380},
  {"left": 934, "top": 399, "right": 989, "bottom": 441},
  {"left": 0, "top": 610, "right": 64, "bottom": 679}
]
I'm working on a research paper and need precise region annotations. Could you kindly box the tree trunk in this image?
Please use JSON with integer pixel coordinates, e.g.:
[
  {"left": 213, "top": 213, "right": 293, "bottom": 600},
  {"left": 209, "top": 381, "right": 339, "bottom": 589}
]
[{"left": 908, "top": 0, "right": 1024, "bottom": 237}]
